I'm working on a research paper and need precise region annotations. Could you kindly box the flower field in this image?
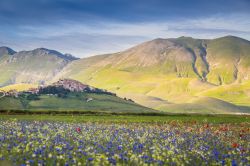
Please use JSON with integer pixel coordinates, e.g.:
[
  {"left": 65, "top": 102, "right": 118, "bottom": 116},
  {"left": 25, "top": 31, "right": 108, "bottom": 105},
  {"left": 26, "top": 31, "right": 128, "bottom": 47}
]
[{"left": 0, "top": 116, "right": 249, "bottom": 165}]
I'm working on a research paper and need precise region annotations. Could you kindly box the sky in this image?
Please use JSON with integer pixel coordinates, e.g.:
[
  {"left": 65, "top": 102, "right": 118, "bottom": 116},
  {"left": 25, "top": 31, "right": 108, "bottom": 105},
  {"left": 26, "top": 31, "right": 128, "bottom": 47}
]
[{"left": 0, "top": 0, "right": 250, "bottom": 58}]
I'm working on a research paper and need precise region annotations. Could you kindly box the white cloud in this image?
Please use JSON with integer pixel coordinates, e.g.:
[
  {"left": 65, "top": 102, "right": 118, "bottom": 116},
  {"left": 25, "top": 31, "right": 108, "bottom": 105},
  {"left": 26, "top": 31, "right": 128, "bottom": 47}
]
[{"left": 1, "top": 13, "right": 250, "bottom": 57}]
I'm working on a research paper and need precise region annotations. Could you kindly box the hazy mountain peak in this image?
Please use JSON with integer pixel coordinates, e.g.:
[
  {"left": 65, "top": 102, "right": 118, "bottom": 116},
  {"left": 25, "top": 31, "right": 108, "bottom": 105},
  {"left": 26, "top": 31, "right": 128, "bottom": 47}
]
[
  {"left": 15, "top": 48, "right": 79, "bottom": 61},
  {"left": 178, "top": 36, "right": 194, "bottom": 39},
  {"left": 221, "top": 35, "right": 241, "bottom": 39},
  {"left": 214, "top": 35, "right": 250, "bottom": 43},
  {"left": 0, "top": 46, "right": 16, "bottom": 56},
  {"left": 33, "top": 48, "right": 79, "bottom": 61},
  {"left": 64, "top": 53, "right": 79, "bottom": 60},
  {"left": 33, "top": 47, "right": 54, "bottom": 53},
  {"left": 33, "top": 48, "right": 63, "bottom": 57}
]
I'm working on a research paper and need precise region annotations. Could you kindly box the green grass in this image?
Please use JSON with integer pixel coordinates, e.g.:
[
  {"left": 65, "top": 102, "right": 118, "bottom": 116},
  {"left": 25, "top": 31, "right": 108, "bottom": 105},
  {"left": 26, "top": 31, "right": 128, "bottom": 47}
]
[
  {"left": 158, "top": 97, "right": 250, "bottom": 114},
  {"left": 0, "top": 114, "right": 249, "bottom": 124},
  {"left": 0, "top": 92, "right": 155, "bottom": 113},
  {"left": 29, "top": 94, "right": 152, "bottom": 113},
  {"left": 0, "top": 97, "right": 24, "bottom": 110}
]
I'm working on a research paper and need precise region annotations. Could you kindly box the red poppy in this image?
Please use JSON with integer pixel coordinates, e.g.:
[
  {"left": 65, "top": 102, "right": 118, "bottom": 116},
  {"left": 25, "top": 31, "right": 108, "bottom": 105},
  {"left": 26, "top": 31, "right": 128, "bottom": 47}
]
[
  {"left": 240, "top": 129, "right": 245, "bottom": 133},
  {"left": 76, "top": 127, "right": 81, "bottom": 133},
  {"left": 219, "top": 127, "right": 228, "bottom": 132},
  {"left": 232, "top": 143, "right": 239, "bottom": 148}
]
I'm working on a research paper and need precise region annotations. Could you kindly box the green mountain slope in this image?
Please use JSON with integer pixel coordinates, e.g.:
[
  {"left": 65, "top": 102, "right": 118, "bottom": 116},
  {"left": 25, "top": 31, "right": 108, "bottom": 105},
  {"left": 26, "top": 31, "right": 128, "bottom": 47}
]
[
  {"left": 157, "top": 97, "right": 250, "bottom": 114},
  {"left": 206, "top": 36, "right": 250, "bottom": 85},
  {"left": 57, "top": 36, "right": 250, "bottom": 113}
]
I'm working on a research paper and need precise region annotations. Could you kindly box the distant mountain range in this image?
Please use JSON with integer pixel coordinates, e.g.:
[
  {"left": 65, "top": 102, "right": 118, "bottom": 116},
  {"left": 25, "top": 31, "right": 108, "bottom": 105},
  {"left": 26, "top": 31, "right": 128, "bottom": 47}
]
[
  {"left": 0, "top": 47, "right": 78, "bottom": 86},
  {"left": 1, "top": 36, "right": 250, "bottom": 114}
]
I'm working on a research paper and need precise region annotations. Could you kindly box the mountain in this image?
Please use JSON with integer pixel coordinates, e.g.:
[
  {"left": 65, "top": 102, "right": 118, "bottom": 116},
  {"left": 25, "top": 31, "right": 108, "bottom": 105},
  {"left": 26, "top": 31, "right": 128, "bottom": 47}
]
[
  {"left": 1, "top": 36, "right": 250, "bottom": 113},
  {"left": 57, "top": 36, "right": 250, "bottom": 113},
  {"left": 0, "top": 48, "right": 78, "bottom": 87},
  {"left": 61, "top": 36, "right": 250, "bottom": 84},
  {"left": 0, "top": 46, "right": 16, "bottom": 57},
  {"left": 0, "top": 79, "right": 154, "bottom": 113}
]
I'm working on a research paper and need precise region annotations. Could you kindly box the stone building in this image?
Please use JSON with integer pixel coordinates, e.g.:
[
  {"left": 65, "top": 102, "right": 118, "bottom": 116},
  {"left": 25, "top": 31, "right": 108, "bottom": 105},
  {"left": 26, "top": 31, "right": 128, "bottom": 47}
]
[{"left": 53, "top": 79, "right": 88, "bottom": 92}]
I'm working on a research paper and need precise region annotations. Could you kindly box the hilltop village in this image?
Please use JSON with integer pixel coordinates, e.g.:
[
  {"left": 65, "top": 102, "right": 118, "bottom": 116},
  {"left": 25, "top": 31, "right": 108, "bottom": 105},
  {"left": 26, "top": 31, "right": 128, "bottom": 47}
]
[{"left": 0, "top": 79, "right": 116, "bottom": 97}]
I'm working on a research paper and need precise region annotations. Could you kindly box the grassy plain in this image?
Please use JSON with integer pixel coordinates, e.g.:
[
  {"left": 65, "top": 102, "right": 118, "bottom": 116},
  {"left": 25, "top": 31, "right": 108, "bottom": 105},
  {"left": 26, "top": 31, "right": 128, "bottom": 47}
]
[{"left": 0, "top": 114, "right": 249, "bottom": 124}]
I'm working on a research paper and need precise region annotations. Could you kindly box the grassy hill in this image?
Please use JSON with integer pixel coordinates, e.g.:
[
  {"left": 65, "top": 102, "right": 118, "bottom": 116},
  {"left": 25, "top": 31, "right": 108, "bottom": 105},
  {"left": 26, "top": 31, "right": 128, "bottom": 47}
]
[
  {"left": 0, "top": 80, "right": 155, "bottom": 113},
  {"left": 0, "top": 94, "right": 154, "bottom": 113},
  {"left": 0, "top": 91, "right": 154, "bottom": 114}
]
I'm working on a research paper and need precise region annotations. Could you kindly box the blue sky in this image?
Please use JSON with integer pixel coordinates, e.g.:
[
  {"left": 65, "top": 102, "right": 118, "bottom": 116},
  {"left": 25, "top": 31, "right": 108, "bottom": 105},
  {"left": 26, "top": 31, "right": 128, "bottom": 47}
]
[{"left": 0, "top": 0, "right": 250, "bottom": 57}]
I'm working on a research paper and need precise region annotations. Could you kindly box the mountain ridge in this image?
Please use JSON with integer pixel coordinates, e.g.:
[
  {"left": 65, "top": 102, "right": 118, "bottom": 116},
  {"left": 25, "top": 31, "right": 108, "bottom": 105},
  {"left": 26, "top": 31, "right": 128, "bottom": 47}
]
[
  {"left": 61, "top": 35, "right": 250, "bottom": 85},
  {"left": 0, "top": 47, "right": 78, "bottom": 87},
  {"left": 14, "top": 48, "right": 79, "bottom": 61}
]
